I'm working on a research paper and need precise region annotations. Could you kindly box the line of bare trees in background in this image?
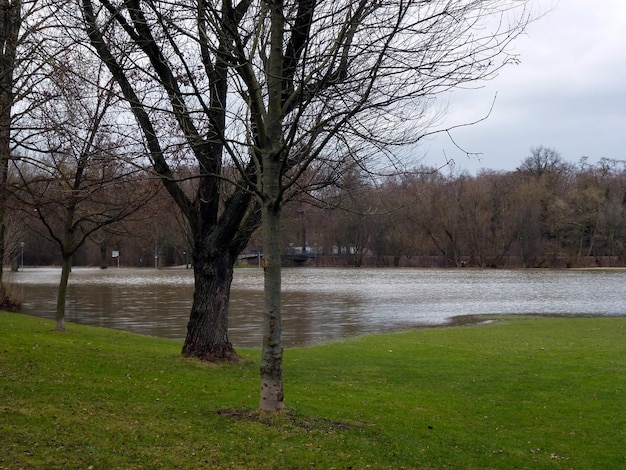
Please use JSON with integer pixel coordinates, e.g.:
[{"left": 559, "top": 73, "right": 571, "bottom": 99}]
[
  {"left": 8, "top": 147, "right": 626, "bottom": 270},
  {"left": 290, "top": 148, "right": 626, "bottom": 269}
]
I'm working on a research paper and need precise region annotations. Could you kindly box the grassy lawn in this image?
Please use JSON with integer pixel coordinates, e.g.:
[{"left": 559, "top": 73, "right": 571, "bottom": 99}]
[{"left": 1, "top": 312, "right": 624, "bottom": 469}]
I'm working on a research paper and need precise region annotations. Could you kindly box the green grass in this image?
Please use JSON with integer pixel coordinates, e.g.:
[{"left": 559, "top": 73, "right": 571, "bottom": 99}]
[{"left": 1, "top": 312, "right": 624, "bottom": 469}]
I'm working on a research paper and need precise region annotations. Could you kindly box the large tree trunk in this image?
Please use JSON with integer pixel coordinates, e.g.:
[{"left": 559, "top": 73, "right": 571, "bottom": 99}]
[
  {"left": 55, "top": 255, "right": 72, "bottom": 331},
  {"left": 0, "top": 212, "right": 5, "bottom": 285},
  {"left": 181, "top": 192, "right": 260, "bottom": 361},
  {"left": 182, "top": 240, "right": 237, "bottom": 361},
  {"left": 0, "top": 48, "right": 11, "bottom": 286}
]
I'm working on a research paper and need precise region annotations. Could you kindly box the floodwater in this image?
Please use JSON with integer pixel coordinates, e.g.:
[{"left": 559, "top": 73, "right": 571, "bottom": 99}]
[{"left": 8, "top": 267, "right": 626, "bottom": 347}]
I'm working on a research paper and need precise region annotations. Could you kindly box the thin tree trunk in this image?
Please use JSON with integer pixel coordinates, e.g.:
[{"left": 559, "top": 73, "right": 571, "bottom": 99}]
[
  {"left": 259, "top": 198, "right": 284, "bottom": 411},
  {"left": 0, "top": 213, "right": 5, "bottom": 285},
  {"left": 258, "top": 0, "right": 286, "bottom": 411},
  {"left": 100, "top": 240, "right": 108, "bottom": 269},
  {"left": 0, "top": 0, "right": 20, "bottom": 288},
  {"left": 0, "top": 71, "right": 10, "bottom": 286},
  {"left": 56, "top": 255, "right": 72, "bottom": 331}
]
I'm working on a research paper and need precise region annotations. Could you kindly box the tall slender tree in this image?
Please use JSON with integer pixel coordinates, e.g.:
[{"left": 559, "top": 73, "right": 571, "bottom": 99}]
[{"left": 211, "top": 0, "right": 533, "bottom": 410}]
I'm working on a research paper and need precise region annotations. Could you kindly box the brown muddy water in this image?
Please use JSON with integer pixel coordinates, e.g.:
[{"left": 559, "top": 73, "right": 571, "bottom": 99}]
[{"left": 8, "top": 267, "right": 626, "bottom": 347}]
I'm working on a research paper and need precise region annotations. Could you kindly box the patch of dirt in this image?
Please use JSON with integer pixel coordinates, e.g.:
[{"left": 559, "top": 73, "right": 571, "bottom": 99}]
[
  {"left": 181, "top": 345, "right": 247, "bottom": 364},
  {"left": 198, "top": 354, "right": 247, "bottom": 364},
  {"left": 212, "top": 408, "right": 361, "bottom": 432}
]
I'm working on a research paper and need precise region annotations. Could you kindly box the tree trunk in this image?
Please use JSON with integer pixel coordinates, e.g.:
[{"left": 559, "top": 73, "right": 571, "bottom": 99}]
[
  {"left": 0, "top": 70, "right": 10, "bottom": 286},
  {"left": 55, "top": 255, "right": 72, "bottom": 331},
  {"left": 259, "top": 198, "right": 284, "bottom": 411},
  {"left": 257, "top": 0, "right": 286, "bottom": 412},
  {"left": 11, "top": 255, "right": 19, "bottom": 271},
  {"left": 100, "top": 240, "right": 108, "bottom": 269},
  {"left": 180, "top": 189, "right": 260, "bottom": 361},
  {"left": 0, "top": 0, "right": 20, "bottom": 289},
  {"left": 182, "top": 246, "right": 237, "bottom": 361},
  {"left": 0, "top": 212, "right": 5, "bottom": 283}
]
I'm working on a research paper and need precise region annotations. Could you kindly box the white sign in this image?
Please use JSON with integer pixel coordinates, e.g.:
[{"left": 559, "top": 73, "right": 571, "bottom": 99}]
[{"left": 112, "top": 251, "right": 120, "bottom": 258}]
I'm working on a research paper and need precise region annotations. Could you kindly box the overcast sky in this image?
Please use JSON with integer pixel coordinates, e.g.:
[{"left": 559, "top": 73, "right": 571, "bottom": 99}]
[{"left": 421, "top": 0, "right": 626, "bottom": 174}]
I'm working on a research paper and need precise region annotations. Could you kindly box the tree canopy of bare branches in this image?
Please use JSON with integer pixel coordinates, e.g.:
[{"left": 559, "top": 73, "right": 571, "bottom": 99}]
[
  {"left": 70, "top": 0, "right": 532, "bottom": 410},
  {"left": 183, "top": 0, "right": 533, "bottom": 410}
]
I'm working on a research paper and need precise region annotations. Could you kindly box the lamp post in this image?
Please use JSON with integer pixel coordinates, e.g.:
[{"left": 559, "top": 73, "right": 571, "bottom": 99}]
[{"left": 20, "top": 242, "right": 24, "bottom": 271}]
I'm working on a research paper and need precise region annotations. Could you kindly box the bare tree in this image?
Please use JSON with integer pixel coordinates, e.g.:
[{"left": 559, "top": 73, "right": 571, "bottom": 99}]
[
  {"left": 197, "top": 0, "right": 532, "bottom": 410},
  {"left": 457, "top": 170, "right": 520, "bottom": 267},
  {"left": 78, "top": 0, "right": 261, "bottom": 361},
  {"left": 11, "top": 48, "right": 156, "bottom": 330},
  {"left": 518, "top": 146, "right": 566, "bottom": 178},
  {"left": 2, "top": 1, "right": 77, "bottom": 311}
]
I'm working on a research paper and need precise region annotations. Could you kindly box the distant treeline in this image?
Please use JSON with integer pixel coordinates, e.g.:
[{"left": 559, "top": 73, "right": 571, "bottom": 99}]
[
  {"left": 9, "top": 147, "right": 626, "bottom": 269},
  {"left": 278, "top": 148, "right": 626, "bottom": 268}
]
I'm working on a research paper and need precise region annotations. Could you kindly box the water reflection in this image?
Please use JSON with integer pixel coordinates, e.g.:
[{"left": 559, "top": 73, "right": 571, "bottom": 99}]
[{"left": 8, "top": 267, "right": 626, "bottom": 347}]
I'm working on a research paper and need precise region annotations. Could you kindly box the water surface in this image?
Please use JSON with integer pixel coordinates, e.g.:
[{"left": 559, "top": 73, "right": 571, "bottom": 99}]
[{"left": 9, "top": 267, "right": 626, "bottom": 347}]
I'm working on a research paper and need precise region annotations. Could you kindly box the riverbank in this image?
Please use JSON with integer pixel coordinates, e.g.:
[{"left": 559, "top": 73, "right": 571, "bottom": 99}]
[{"left": 1, "top": 312, "right": 624, "bottom": 469}]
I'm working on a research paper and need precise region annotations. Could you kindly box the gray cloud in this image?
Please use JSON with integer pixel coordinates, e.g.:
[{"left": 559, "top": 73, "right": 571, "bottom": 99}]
[{"left": 423, "top": 0, "right": 626, "bottom": 173}]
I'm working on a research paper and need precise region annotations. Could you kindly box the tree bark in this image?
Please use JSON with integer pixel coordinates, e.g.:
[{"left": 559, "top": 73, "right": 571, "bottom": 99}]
[
  {"left": 259, "top": 197, "right": 284, "bottom": 411},
  {"left": 0, "top": 0, "right": 21, "bottom": 287},
  {"left": 182, "top": 246, "right": 237, "bottom": 361},
  {"left": 257, "top": 0, "right": 286, "bottom": 411},
  {"left": 179, "top": 176, "right": 259, "bottom": 361}
]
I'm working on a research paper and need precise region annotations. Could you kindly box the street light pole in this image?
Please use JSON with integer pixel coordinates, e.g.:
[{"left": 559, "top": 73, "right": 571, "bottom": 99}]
[{"left": 20, "top": 242, "right": 24, "bottom": 271}]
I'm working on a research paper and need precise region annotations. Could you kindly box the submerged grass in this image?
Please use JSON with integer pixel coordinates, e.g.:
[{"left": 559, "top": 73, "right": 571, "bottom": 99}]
[{"left": 1, "top": 312, "right": 624, "bottom": 469}]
